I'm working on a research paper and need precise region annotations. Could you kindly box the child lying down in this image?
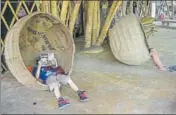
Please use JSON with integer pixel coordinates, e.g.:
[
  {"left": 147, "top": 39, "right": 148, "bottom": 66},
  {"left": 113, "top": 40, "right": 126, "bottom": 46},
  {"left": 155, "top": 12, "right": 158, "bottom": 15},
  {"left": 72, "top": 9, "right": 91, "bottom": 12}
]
[{"left": 30, "top": 51, "right": 88, "bottom": 109}]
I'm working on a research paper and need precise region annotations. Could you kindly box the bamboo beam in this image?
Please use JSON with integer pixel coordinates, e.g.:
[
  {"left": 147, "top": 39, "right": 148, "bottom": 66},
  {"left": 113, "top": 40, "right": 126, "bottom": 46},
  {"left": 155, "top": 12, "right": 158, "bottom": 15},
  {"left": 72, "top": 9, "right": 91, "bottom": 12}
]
[
  {"left": 51, "top": 1, "right": 58, "bottom": 17},
  {"left": 84, "top": 1, "right": 94, "bottom": 48},
  {"left": 96, "top": 1, "right": 122, "bottom": 46},
  {"left": 60, "top": 1, "right": 69, "bottom": 24},
  {"left": 69, "top": 1, "right": 82, "bottom": 35}
]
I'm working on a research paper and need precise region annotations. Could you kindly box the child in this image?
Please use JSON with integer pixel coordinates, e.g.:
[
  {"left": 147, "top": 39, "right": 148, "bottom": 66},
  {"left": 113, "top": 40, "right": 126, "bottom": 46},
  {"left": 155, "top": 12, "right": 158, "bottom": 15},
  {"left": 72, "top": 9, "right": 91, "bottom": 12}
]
[{"left": 32, "top": 51, "right": 88, "bottom": 109}]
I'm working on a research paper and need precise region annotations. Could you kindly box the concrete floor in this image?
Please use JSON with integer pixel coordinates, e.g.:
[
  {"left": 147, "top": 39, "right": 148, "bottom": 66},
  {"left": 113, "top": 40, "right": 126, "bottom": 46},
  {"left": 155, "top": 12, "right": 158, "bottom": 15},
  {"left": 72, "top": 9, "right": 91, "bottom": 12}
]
[{"left": 1, "top": 27, "right": 176, "bottom": 114}]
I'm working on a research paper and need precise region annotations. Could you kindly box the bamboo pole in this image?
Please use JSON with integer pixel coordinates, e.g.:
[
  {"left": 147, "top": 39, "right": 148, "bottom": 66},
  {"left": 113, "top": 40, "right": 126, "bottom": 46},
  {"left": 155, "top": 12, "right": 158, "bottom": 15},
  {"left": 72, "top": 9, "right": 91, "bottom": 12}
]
[
  {"left": 172, "top": 0, "right": 174, "bottom": 20},
  {"left": 57, "top": 1, "right": 62, "bottom": 17},
  {"left": 65, "top": 2, "right": 72, "bottom": 27},
  {"left": 122, "top": 0, "right": 127, "bottom": 16},
  {"left": 69, "top": 1, "right": 82, "bottom": 35},
  {"left": 96, "top": 1, "right": 122, "bottom": 46},
  {"left": 83, "top": 1, "right": 87, "bottom": 35},
  {"left": 60, "top": 1, "right": 69, "bottom": 24},
  {"left": 129, "top": 1, "right": 133, "bottom": 14},
  {"left": 42, "top": 0, "right": 46, "bottom": 12},
  {"left": 51, "top": 1, "right": 57, "bottom": 17},
  {"left": 92, "top": 1, "right": 98, "bottom": 46},
  {"left": 144, "top": 1, "right": 148, "bottom": 16},
  {"left": 97, "top": 1, "right": 101, "bottom": 42},
  {"left": 36, "top": 0, "right": 41, "bottom": 11},
  {"left": 84, "top": 1, "right": 94, "bottom": 48},
  {"left": 46, "top": 1, "right": 50, "bottom": 13}
]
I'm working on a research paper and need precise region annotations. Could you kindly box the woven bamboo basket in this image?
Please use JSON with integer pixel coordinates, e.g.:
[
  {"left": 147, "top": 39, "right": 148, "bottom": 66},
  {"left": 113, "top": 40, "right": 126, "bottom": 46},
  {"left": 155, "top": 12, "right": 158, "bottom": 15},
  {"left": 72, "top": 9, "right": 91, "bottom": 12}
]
[
  {"left": 109, "top": 14, "right": 150, "bottom": 65},
  {"left": 4, "top": 12, "right": 75, "bottom": 90}
]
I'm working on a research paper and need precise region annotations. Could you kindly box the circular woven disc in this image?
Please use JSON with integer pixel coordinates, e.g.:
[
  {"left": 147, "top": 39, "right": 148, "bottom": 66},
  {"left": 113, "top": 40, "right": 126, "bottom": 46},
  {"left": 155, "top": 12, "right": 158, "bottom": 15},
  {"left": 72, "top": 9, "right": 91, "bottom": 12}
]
[
  {"left": 4, "top": 12, "right": 75, "bottom": 90},
  {"left": 109, "top": 14, "right": 150, "bottom": 65}
]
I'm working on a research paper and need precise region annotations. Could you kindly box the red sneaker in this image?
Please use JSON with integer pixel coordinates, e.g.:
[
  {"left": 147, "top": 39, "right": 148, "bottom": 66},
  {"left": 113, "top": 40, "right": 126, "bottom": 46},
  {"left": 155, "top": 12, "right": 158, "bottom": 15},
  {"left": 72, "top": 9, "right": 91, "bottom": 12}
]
[
  {"left": 77, "top": 91, "right": 89, "bottom": 102},
  {"left": 58, "top": 97, "right": 70, "bottom": 109}
]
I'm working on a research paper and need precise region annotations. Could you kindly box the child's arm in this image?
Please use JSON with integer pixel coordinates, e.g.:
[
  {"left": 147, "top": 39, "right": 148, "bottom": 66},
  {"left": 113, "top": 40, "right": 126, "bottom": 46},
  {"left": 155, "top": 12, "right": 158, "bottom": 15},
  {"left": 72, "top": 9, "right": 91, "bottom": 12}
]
[
  {"left": 150, "top": 49, "right": 166, "bottom": 71},
  {"left": 35, "top": 61, "right": 42, "bottom": 80}
]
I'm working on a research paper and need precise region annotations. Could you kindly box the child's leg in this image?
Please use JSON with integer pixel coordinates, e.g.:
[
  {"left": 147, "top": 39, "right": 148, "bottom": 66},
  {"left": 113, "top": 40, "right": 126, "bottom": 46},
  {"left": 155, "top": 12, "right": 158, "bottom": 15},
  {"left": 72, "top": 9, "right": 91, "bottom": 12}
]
[
  {"left": 56, "top": 74, "right": 89, "bottom": 102},
  {"left": 53, "top": 84, "right": 61, "bottom": 99},
  {"left": 67, "top": 78, "right": 79, "bottom": 92},
  {"left": 48, "top": 83, "right": 70, "bottom": 109},
  {"left": 67, "top": 78, "right": 88, "bottom": 102},
  {"left": 48, "top": 83, "right": 62, "bottom": 99}
]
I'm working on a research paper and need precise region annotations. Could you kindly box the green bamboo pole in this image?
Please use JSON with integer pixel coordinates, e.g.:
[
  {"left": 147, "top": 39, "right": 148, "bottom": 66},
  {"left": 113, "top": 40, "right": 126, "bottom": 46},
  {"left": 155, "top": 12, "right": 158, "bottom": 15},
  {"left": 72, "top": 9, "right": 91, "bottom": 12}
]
[
  {"left": 84, "top": 1, "right": 94, "bottom": 48},
  {"left": 96, "top": 1, "right": 122, "bottom": 46},
  {"left": 60, "top": 1, "right": 69, "bottom": 24},
  {"left": 69, "top": 1, "right": 82, "bottom": 35},
  {"left": 51, "top": 1, "right": 58, "bottom": 17}
]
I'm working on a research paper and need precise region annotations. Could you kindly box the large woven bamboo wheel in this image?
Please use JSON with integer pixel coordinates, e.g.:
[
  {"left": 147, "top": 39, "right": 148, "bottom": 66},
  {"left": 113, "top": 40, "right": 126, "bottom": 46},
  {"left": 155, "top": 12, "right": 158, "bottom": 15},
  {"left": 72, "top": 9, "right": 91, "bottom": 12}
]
[
  {"left": 109, "top": 14, "right": 150, "bottom": 65},
  {"left": 4, "top": 12, "right": 75, "bottom": 90}
]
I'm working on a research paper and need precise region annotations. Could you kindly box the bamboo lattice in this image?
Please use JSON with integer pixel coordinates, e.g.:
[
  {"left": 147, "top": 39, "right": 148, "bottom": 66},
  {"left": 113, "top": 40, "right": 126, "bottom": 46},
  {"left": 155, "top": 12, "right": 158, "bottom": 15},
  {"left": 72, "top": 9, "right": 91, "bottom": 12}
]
[{"left": 1, "top": 0, "right": 42, "bottom": 72}]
